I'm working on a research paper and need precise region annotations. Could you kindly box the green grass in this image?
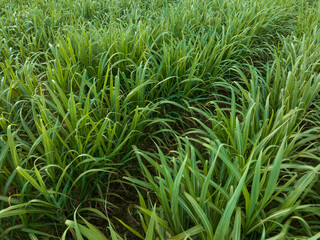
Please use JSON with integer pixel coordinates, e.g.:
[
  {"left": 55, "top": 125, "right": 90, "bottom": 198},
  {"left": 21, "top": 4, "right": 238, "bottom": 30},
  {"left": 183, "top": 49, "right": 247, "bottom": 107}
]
[{"left": 1, "top": 0, "right": 320, "bottom": 239}]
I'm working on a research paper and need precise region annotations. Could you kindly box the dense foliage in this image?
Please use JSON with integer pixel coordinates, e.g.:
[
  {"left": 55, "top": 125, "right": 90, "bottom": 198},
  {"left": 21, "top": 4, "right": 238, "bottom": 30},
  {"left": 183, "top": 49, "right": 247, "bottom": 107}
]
[{"left": 1, "top": 0, "right": 320, "bottom": 239}]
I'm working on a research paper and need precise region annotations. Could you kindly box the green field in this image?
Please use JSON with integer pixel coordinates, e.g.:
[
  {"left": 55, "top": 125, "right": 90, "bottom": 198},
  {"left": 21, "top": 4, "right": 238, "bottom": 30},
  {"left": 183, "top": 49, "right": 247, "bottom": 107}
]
[{"left": 1, "top": 0, "right": 320, "bottom": 239}]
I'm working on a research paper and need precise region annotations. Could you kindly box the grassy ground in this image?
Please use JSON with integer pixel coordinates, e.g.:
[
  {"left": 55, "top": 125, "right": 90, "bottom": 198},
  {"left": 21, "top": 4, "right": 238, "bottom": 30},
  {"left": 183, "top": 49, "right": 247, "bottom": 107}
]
[{"left": 1, "top": 0, "right": 320, "bottom": 239}]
